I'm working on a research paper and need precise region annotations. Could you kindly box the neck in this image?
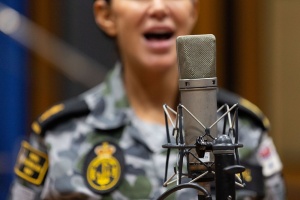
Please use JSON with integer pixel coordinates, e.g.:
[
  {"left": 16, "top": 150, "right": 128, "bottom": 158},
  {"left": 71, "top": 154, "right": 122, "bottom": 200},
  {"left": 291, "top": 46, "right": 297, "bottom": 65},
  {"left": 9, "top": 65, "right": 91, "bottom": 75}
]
[{"left": 124, "top": 65, "right": 178, "bottom": 124}]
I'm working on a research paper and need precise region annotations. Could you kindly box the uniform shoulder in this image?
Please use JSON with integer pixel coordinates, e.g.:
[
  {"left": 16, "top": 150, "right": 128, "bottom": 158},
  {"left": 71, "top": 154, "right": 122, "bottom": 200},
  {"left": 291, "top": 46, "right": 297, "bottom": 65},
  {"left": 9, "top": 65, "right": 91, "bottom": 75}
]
[
  {"left": 217, "top": 88, "right": 270, "bottom": 131},
  {"left": 31, "top": 97, "right": 91, "bottom": 136}
]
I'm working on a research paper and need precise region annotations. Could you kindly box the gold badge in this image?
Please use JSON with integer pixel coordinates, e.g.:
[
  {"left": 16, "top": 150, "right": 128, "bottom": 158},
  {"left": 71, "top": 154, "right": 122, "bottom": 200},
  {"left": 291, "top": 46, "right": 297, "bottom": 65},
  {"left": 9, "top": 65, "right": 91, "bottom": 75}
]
[
  {"left": 14, "top": 141, "right": 48, "bottom": 185},
  {"left": 83, "top": 141, "right": 125, "bottom": 194}
]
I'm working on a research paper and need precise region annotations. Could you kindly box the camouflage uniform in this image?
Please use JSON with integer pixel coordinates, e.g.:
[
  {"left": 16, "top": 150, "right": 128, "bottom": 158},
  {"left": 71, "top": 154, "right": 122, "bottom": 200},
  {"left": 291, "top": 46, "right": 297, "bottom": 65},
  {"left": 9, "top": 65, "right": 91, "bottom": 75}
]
[{"left": 9, "top": 64, "right": 285, "bottom": 200}]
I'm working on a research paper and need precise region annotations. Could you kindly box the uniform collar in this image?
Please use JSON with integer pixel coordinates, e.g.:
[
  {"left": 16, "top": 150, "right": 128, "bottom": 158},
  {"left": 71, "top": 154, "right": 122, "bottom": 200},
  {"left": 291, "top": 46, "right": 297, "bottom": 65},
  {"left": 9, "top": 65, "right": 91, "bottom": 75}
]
[{"left": 84, "top": 63, "right": 131, "bottom": 130}]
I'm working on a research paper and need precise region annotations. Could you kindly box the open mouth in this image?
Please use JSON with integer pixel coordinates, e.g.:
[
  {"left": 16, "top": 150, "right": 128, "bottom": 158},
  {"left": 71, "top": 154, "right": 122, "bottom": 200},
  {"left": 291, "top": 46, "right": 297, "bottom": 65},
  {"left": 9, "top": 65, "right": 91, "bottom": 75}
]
[{"left": 144, "top": 32, "right": 174, "bottom": 40}]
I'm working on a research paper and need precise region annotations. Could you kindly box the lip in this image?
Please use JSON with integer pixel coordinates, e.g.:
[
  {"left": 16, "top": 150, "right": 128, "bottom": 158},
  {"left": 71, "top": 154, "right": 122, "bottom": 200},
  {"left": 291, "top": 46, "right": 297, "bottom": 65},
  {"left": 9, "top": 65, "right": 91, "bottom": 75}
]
[{"left": 142, "top": 26, "right": 175, "bottom": 53}]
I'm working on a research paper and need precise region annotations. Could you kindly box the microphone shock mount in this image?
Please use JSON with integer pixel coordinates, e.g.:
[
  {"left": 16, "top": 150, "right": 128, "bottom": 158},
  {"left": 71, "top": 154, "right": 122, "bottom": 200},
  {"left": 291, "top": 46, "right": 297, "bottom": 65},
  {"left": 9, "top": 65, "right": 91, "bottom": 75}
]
[{"left": 158, "top": 103, "right": 245, "bottom": 200}]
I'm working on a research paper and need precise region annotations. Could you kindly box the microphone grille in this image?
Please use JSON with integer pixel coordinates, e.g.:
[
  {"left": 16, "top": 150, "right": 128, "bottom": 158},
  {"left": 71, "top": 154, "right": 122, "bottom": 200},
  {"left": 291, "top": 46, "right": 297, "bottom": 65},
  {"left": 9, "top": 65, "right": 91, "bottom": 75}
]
[{"left": 177, "top": 34, "right": 216, "bottom": 79}]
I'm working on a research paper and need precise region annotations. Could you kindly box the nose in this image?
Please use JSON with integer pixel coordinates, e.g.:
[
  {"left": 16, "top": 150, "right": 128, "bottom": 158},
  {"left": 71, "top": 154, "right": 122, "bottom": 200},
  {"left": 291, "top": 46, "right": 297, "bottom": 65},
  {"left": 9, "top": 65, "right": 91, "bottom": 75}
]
[{"left": 148, "top": 0, "right": 169, "bottom": 20}]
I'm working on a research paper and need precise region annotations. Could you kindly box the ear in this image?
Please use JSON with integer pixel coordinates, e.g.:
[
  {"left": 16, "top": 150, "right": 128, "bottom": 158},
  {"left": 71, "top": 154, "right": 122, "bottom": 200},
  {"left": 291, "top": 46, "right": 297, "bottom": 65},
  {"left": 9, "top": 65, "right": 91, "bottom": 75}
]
[{"left": 94, "top": 0, "right": 117, "bottom": 37}]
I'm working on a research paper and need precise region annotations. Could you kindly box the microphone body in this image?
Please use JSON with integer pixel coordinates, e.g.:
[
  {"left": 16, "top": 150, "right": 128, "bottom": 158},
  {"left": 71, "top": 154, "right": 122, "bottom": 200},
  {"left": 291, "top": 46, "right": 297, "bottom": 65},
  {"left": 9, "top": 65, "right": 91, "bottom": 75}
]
[
  {"left": 176, "top": 35, "right": 218, "bottom": 176},
  {"left": 159, "top": 34, "right": 243, "bottom": 200}
]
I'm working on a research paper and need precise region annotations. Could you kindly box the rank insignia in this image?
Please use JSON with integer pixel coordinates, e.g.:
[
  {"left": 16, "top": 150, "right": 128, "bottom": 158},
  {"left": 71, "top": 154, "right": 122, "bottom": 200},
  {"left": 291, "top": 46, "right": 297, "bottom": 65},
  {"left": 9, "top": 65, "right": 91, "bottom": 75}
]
[
  {"left": 14, "top": 141, "right": 48, "bottom": 185},
  {"left": 83, "top": 141, "right": 125, "bottom": 194}
]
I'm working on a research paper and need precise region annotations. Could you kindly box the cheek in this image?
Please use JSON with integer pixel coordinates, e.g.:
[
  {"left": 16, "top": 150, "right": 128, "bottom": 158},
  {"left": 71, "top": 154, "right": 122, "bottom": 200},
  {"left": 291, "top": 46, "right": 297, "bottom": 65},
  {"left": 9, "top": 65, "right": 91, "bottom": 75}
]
[
  {"left": 114, "top": 12, "right": 144, "bottom": 42},
  {"left": 171, "top": 4, "right": 196, "bottom": 33},
  {"left": 113, "top": 2, "right": 145, "bottom": 29}
]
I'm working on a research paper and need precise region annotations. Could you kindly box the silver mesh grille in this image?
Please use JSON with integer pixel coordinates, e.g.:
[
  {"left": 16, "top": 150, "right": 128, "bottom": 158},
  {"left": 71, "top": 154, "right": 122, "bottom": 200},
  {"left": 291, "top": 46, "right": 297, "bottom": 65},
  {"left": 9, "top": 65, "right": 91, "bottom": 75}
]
[{"left": 176, "top": 34, "right": 216, "bottom": 79}]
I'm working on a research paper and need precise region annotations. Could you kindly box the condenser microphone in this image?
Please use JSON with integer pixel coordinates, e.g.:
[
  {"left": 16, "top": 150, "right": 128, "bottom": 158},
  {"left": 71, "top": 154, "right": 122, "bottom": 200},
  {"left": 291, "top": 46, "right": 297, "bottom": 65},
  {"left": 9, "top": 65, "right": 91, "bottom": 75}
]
[{"left": 176, "top": 34, "right": 218, "bottom": 177}]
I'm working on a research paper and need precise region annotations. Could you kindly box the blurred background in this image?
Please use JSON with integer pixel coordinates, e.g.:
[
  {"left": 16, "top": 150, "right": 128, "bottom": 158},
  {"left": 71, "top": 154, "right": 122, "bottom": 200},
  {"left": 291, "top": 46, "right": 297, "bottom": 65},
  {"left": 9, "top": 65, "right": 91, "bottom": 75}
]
[{"left": 0, "top": 0, "right": 299, "bottom": 199}]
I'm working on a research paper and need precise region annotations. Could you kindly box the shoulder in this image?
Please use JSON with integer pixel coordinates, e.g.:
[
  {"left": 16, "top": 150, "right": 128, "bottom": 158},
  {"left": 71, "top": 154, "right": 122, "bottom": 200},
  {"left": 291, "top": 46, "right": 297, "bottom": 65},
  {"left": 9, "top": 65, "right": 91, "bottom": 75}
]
[
  {"left": 217, "top": 88, "right": 270, "bottom": 131},
  {"left": 31, "top": 96, "right": 91, "bottom": 137}
]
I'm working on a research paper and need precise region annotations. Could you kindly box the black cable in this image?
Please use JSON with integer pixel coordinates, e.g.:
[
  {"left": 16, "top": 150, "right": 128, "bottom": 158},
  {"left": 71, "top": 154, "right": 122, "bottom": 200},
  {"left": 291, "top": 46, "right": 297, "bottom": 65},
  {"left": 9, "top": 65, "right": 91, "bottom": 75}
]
[{"left": 157, "top": 183, "right": 212, "bottom": 200}]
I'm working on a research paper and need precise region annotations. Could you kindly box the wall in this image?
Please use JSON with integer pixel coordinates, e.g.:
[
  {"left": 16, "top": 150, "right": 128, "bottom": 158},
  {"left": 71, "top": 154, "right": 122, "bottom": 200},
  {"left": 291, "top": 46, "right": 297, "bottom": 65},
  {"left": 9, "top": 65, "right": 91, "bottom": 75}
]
[{"left": 260, "top": 0, "right": 300, "bottom": 198}]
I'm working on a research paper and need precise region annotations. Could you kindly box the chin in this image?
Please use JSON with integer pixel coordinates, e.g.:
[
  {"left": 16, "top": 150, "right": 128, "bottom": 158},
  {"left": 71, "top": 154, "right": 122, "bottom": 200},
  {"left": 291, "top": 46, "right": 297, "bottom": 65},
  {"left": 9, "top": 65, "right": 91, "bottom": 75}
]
[
  {"left": 144, "top": 54, "right": 177, "bottom": 71},
  {"left": 145, "top": 61, "right": 177, "bottom": 74}
]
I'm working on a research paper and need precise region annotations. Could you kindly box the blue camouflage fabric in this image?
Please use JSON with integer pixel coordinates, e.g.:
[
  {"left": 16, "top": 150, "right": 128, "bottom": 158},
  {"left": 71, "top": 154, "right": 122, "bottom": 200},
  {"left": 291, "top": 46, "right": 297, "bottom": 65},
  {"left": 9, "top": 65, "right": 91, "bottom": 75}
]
[{"left": 9, "top": 63, "right": 285, "bottom": 200}]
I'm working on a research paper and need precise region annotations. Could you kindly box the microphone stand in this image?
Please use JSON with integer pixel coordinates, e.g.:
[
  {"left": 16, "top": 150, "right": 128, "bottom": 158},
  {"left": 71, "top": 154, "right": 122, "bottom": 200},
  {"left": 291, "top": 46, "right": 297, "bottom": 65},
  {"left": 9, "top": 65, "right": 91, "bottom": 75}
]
[{"left": 159, "top": 104, "right": 245, "bottom": 200}]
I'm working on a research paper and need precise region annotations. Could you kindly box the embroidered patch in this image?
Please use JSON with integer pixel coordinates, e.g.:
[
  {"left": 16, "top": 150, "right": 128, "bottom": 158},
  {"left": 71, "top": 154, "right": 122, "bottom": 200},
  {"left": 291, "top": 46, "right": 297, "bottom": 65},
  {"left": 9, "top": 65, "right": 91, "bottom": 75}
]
[
  {"left": 257, "top": 136, "right": 282, "bottom": 176},
  {"left": 14, "top": 141, "right": 48, "bottom": 185},
  {"left": 83, "top": 141, "right": 125, "bottom": 194}
]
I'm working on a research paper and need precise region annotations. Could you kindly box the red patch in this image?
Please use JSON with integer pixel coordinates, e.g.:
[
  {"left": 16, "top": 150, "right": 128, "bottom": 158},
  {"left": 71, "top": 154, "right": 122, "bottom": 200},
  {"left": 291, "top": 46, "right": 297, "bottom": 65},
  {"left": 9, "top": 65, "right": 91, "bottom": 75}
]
[{"left": 259, "top": 147, "right": 271, "bottom": 159}]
